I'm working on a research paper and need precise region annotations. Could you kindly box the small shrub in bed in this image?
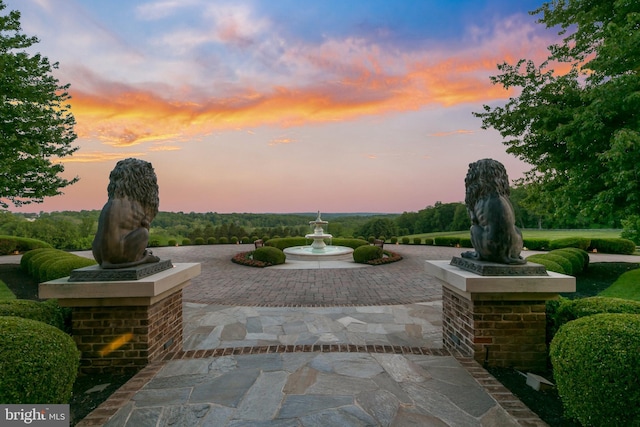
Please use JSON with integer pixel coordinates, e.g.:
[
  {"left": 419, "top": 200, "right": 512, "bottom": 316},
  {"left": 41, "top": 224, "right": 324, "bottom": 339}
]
[
  {"left": 253, "top": 246, "right": 286, "bottom": 265},
  {"left": 353, "top": 245, "right": 383, "bottom": 263}
]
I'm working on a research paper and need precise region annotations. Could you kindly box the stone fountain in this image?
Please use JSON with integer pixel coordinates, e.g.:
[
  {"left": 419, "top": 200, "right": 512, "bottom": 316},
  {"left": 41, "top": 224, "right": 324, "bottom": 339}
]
[{"left": 283, "top": 211, "right": 354, "bottom": 261}]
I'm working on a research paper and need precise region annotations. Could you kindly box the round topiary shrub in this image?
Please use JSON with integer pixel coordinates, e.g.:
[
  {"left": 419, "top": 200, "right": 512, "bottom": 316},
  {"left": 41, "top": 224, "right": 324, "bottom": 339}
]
[
  {"left": 207, "top": 237, "right": 216, "bottom": 244},
  {"left": 168, "top": 239, "right": 178, "bottom": 246},
  {"left": 230, "top": 236, "right": 239, "bottom": 244},
  {"left": 218, "top": 236, "right": 229, "bottom": 244},
  {"left": 252, "top": 246, "right": 286, "bottom": 265},
  {"left": 401, "top": 237, "right": 410, "bottom": 244},
  {"left": 390, "top": 237, "right": 398, "bottom": 244},
  {"left": 0, "top": 316, "right": 80, "bottom": 404},
  {"left": 413, "top": 237, "right": 422, "bottom": 245},
  {"left": 550, "top": 313, "right": 640, "bottom": 426},
  {"left": 353, "top": 245, "right": 383, "bottom": 263},
  {"left": 181, "top": 238, "right": 191, "bottom": 246}
]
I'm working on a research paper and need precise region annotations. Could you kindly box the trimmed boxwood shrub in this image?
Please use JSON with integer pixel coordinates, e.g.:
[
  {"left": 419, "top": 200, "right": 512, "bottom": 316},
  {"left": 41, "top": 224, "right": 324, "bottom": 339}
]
[
  {"left": 207, "top": 237, "right": 216, "bottom": 244},
  {"left": 252, "top": 246, "right": 286, "bottom": 265},
  {"left": 20, "top": 248, "right": 58, "bottom": 271},
  {"left": 556, "top": 247, "right": 590, "bottom": 270},
  {"left": 0, "top": 316, "right": 80, "bottom": 404},
  {"left": 390, "top": 237, "right": 398, "bottom": 244},
  {"left": 353, "top": 245, "right": 383, "bottom": 263},
  {"left": 168, "top": 239, "right": 178, "bottom": 246},
  {"left": 241, "top": 236, "right": 250, "bottom": 244},
  {"left": 525, "top": 254, "right": 566, "bottom": 274},
  {"left": 43, "top": 256, "right": 97, "bottom": 282},
  {"left": 412, "top": 237, "right": 421, "bottom": 245},
  {"left": 550, "top": 313, "right": 640, "bottom": 426},
  {"left": 0, "top": 236, "right": 52, "bottom": 255},
  {"left": 230, "top": 236, "right": 239, "bottom": 244},
  {"left": 548, "top": 237, "right": 591, "bottom": 251},
  {"left": 549, "top": 249, "right": 585, "bottom": 275},
  {"left": 434, "top": 236, "right": 460, "bottom": 247},
  {"left": 194, "top": 237, "right": 205, "bottom": 245},
  {"left": 0, "top": 299, "right": 70, "bottom": 332},
  {"left": 401, "top": 237, "right": 410, "bottom": 244},
  {"left": 522, "top": 238, "right": 550, "bottom": 250},
  {"left": 218, "top": 237, "right": 229, "bottom": 244},
  {"left": 459, "top": 237, "right": 473, "bottom": 248},
  {"left": 266, "top": 237, "right": 307, "bottom": 249},
  {"left": 181, "top": 238, "right": 191, "bottom": 246},
  {"left": 548, "top": 296, "right": 640, "bottom": 340},
  {"left": 331, "top": 238, "right": 369, "bottom": 249},
  {"left": 588, "top": 238, "right": 636, "bottom": 255},
  {"left": 424, "top": 238, "right": 434, "bottom": 245}
]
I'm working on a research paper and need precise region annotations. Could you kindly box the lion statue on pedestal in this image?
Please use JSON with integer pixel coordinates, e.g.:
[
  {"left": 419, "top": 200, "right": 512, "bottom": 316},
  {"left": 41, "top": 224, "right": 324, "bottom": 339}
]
[
  {"left": 92, "top": 158, "right": 160, "bottom": 269},
  {"left": 461, "top": 158, "right": 525, "bottom": 265}
]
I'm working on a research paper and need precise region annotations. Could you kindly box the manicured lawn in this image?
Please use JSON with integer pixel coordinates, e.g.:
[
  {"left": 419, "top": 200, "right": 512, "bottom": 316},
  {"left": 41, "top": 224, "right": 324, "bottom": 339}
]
[
  {"left": 599, "top": 269, "right": 640, "bottom": 301},
  {"left": 0, "top": 280, "right": 16, "bottom": 300},
  {"left": 406, "top": 229, "right": 622, "bottom": 241}
]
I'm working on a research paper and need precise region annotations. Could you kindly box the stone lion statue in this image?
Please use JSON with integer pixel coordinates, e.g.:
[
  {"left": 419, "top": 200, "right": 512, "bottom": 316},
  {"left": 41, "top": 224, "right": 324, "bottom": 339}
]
[
  {"left": 461, "top": 158, "right": 525, "bottom": 265},
  {"left": 92, "top": 158, "right": 160, "bottom": 269}
]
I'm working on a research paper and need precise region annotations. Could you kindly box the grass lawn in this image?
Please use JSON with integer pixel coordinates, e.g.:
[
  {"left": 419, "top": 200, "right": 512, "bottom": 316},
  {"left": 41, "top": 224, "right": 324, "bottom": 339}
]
[
  {"left": 598, "top": 269, "right": 640, "bottom": 301},
  {"left": 0, "top": 280, "right": 16, "bottom": 300},
  {"left": 406, "top": 228, "right": 623, "bottom": 240}
]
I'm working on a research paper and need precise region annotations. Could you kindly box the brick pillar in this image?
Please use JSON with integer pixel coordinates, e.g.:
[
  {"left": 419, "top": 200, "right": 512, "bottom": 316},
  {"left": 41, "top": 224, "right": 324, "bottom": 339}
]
[
  {"left": 40, "top": 263, "right": 200, "bottom": 375},
  {"left": 442, "top": 287, "right": 548, "bottom": 371},
  {"left": 71, "top": 290, "right": 183, "bottom": 375},
  {"left": 427, "top": 260, "right": 574, "bottom": 372}
]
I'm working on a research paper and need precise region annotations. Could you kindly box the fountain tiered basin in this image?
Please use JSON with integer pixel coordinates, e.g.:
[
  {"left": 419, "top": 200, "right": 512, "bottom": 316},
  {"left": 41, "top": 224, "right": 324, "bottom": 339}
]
[{"left": 283, "top": 212, "right": 354, "bottom": 261}]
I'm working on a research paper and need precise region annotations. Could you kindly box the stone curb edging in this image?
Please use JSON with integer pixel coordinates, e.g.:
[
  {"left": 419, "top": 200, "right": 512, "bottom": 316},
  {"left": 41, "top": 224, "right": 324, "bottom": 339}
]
[{"left": 76, "top": 345, "right": 548, "bottom": 427}]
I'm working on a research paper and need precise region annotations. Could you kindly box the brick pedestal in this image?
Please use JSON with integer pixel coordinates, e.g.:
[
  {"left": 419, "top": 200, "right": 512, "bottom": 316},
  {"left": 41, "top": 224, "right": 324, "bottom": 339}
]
[
  {"left": 40, "top": 263, "right": 200, "bottom": 374},
  {"left": 426, "top": 261, "right": 574, "bottom": 371}
]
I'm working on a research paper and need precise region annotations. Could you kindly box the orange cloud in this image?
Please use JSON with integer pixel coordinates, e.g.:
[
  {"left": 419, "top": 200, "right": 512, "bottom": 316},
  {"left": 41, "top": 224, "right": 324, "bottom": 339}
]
[
  {"left": 69, "top": 56, "right": 511, "bottom": 148},
  {"left": 268, "top": 137, "right": 297, "bottom": 146},
  {"left": 59, "top": 151, "right": 146, "bottom": 163}
]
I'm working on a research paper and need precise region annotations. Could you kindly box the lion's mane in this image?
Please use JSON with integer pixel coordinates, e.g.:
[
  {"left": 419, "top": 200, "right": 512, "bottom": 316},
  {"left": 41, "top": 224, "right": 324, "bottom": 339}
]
[
  {"left": 107, "top": 158, "right": 159, "bottom": 218},
  {"left": 465, "top": 159, "right": 510, "bottom": 210}
]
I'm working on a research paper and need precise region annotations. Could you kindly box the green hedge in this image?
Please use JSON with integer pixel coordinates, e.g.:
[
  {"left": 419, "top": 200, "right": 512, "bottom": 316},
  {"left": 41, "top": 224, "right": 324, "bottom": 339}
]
[
  {"left": 0, "top": 316, "right": 80, "bottom": 404},
  {"left": 434, "top": 236, "right": 460, "bottom": 247},
  {"left": 547, "top": 296, "right": 640, "bottom": 341},
  {"left": 549, "top": 249, "right": 585, "bottom": 275},
  {"left": 548, "top": 237, "right": 591, "bottom": 251},
  {"left": 353, "top": 245, "right": 383, "bottom": 263},
  {"left": 0, "top": 299, "right": 70, "bottom": 332},
  {"left": 42, "top": 257, "right": 97, "bottom": 282},
  {"left": 523, "top": 238, "right": 550, "bottom": 250},
  {"left": 20, "top": 248, "right": 97, "bottom": 282},
  {"left": 525, "top": 254, "right": 567, "bottom": 274},
  {"left": 413, "top": 237, "right": 422, "bottom": 245},
  {"left": 252, "top": 246, "right": 286, "bottom": 265},
  {"left": 0, "top": 236, "right": 52, "bottom": 255},
  {"left": 588, "top": 238, "right": 636, "bottom": 255},
  {"left": 550, "top": 314, "right": 640, "bottom": 426},
  {"left": 266, "top": 237, "right": 368, "bottom": 250}
]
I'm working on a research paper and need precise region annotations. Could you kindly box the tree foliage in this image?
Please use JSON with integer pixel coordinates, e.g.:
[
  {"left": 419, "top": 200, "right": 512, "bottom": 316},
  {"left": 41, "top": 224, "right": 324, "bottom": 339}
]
[
  {"left": 0, "top": 1, "right": 78, "bottom": 208},
  {"left": 474, "top": 0, "right": 640, "bottom": 226}
]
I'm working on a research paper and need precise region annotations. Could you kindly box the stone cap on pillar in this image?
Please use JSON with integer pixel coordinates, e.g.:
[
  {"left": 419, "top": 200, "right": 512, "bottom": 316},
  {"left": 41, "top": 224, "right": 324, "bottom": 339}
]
[
  {"left": 426, "top": 260, "right": 575, "bottom": 295},
  {"left": 39, "top": 263, "right": 201, "bottom": 306}
]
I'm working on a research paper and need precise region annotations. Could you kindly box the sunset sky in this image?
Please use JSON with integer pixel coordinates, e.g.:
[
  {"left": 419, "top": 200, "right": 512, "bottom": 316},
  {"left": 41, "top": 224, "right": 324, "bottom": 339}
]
[{"left": 4, "top": 0, "right": 558, "bottom": 214}]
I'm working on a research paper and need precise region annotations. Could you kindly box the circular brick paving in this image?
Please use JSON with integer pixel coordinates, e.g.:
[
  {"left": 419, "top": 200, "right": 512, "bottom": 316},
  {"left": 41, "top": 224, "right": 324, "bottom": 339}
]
[{"left": 143, "top": 244, "right": 464, "bottom": 306}]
